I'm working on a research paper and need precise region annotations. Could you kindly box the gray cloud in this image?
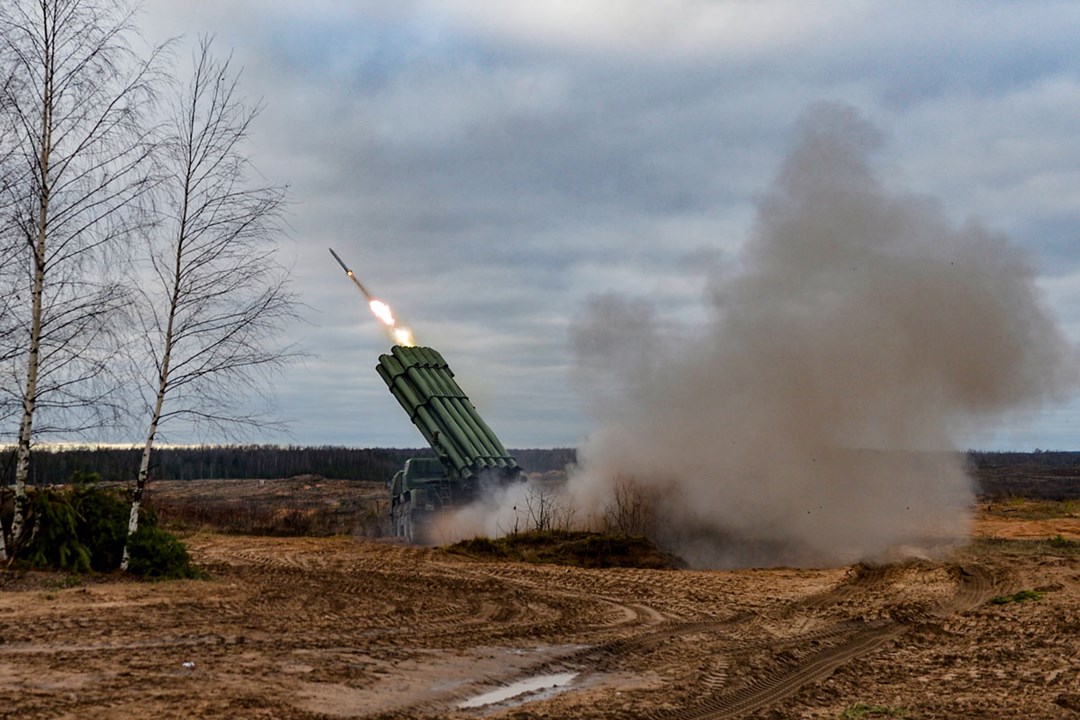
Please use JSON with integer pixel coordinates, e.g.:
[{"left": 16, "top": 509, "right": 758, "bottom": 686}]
[{"left": 134, "top": 1, "right": 1080, "bottom": 450}]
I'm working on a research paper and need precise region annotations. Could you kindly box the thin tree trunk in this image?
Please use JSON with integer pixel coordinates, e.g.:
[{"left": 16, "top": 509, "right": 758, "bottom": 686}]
[
  {"left": 9, "top": 26, "right": 53, "bottom": 551},
  {"left": 122, "top": 200, "right": 184, "bottom": 570},
  {"left": 120, "top": 391, "right": 163, "bottom": 570},
  {"left": 11, "top": 238, "right": 45, "bottom": 545}
]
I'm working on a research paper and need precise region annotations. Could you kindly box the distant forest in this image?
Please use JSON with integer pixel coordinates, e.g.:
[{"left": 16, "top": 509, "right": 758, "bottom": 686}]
[
  {"left": 967, "top": 450, "right": 1080, "bottom": 468},
  {"left": 3, "top": 447, "right": 1079, "bottom": 495},
  {"left": 968, "top": 450, "right": 1080, "bottom": 499},
  {"left": 0, "top": 446, "right": 579, "bottom": 485}
]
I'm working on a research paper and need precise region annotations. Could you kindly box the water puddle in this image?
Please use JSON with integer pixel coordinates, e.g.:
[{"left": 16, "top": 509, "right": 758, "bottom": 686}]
[{"left": 457, "top": 671, "right": 579, "bottom": 709}]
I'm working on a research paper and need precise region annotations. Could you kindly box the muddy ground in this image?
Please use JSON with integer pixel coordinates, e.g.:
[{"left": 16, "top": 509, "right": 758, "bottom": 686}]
[{"left": 0, "top": 496, "right": 1078, "bottom": 719}]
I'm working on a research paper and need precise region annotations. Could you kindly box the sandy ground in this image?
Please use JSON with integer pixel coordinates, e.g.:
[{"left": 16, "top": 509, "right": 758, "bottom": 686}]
[{"left": 1, "top": 513, "right": 1078, "bottom": 719}]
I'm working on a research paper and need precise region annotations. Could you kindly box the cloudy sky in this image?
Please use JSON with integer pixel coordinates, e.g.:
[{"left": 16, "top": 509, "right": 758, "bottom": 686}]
[{"left": 138, "top": 1, "right": 1080, "bottom": 451}]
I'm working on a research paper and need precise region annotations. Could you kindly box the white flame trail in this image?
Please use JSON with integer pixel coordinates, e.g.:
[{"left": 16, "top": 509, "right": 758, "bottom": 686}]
[{"left": 369, "top": 299, "right": 414, "bottom": 346}]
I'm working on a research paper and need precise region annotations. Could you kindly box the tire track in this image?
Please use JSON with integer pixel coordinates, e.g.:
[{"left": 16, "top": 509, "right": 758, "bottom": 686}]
[
  {"left": 649, "top": 621, "right": 905, "bottom": 720},
  {"left": 437, "top": 561, "right": 995, "bottom": 719},
  {"left": 644, "top": 563, "right": 995, "bottom": 720}
]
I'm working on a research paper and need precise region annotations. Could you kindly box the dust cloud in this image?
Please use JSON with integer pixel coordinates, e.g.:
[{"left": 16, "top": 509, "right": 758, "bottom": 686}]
[
  {"left": 434, "top": 104, "right": 1075, "bottom": 567},
  {"left": 561, "top": 104, "right": 1075, "bottom": 567}
]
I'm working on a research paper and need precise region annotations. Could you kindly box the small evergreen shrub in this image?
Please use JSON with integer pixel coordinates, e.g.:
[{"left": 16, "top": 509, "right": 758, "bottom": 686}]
[
  {"left": 26, "top": 487, "right": 94, "bottom": 572},
  {"left": 71, "top": 473, "right": 130, "bottom": 570},
  {"left": 18, "top": 473, "right": 203, "bottom": 579},
  {"left": 125, "top": 524, "right": 205, "bottom": 580}
]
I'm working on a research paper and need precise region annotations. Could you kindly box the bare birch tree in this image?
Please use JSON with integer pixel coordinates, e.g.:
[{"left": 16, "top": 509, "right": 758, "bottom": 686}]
[
  {"left": 121, "top": 37, "right": 296, "bottom": 569},
  {"left": 0, "top": 0, "right": 166, "bottom": 558}
]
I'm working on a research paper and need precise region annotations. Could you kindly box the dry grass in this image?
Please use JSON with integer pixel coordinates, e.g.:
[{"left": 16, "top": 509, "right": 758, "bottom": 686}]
[
  {"left": 143, "top": 477, "right": 390, "bottom": 538},
  {"left": 966, "top": 536, "right": 1080, "bottom": 557},
  {"left": 982, "top": 498, "right": 1080, "bottom": 520},
  {"left": 443, "top": 530, "right": 684, "bottom": 569}
]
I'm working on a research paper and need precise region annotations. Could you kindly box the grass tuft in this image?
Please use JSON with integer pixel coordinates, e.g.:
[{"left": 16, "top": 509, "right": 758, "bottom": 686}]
[
  {"left": 1049, "top": 534, "right": 1079, "bottom": 549},
  {"left": 989, "top": 588, "right": 1044, "bottom": 605}
]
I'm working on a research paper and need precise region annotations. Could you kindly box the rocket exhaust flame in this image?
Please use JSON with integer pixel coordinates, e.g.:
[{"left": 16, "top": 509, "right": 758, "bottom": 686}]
[
  {"left": 329, "top": 248, "right": 415, "bottom": 346},
  {"left": 368, "top": 299, "right": 395, "bottom": 326}
]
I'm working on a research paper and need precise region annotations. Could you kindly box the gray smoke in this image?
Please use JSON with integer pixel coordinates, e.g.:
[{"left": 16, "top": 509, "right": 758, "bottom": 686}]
[{"left": 566, "top": 103, "right": 1076, "bottom": 567}]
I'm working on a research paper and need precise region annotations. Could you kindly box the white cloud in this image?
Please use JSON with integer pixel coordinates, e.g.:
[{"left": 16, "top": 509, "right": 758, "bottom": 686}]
[{"left": 425, "top": 0, "right": 871, "bottom": 60}]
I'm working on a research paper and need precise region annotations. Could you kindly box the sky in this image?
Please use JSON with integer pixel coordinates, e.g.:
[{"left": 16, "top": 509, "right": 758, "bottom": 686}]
[{"left": 135, "top": 0, "right": 1080, "bottom": 451}]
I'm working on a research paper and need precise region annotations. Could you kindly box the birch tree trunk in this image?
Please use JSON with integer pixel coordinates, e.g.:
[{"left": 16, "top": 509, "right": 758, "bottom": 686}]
[
  {"left": 122, "top": 235, "right": 181, "bottom": 570},
  {"left": 120, "top": 393, "right": 162, "bottom": 570},
  {"left": 9, "top": 221, "right": 47, "bottom": 547},
  {"left": 9, "top": 38, "right": 53, "bottom": 548}
]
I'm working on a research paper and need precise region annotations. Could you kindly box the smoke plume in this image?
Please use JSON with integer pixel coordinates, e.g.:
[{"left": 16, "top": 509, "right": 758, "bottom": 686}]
[{"left": 562, "top": 104, "right": 1075, "bottom": 567}]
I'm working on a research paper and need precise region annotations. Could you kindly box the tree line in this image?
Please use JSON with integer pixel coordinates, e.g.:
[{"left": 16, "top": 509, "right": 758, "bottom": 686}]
[
  {"left": 0, "top": 445, "right": 578, "bottom": 484},
  {"left": 967, "top": 450, "right": 1080, "bottom": 469}
]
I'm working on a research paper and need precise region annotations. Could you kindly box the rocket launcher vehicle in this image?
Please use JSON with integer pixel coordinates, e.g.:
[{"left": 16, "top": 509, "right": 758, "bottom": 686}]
[{"left": 376, "top": 345, "right": 525, "bottom": 541}]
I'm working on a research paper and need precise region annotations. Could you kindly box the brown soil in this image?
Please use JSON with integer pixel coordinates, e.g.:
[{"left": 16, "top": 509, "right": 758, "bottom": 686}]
[{"left": 1, "top": 512, "right": 1078, "bottom": 718}]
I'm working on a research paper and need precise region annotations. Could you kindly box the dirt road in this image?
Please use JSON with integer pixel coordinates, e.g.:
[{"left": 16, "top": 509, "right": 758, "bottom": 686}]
[{"left": 1, "top": 518, "right": 1078, "bottom": 719}]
